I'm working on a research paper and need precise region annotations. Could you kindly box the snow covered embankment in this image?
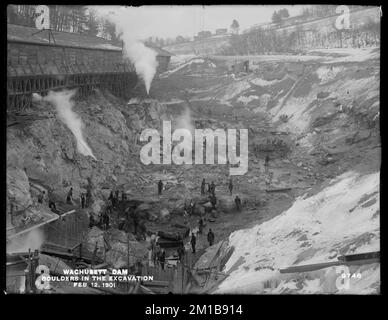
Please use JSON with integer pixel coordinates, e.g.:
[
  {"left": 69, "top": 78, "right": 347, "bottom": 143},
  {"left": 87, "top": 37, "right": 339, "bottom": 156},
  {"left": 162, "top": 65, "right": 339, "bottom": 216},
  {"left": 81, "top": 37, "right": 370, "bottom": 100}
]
[{"left": 216, "top": 171, "right": 380, "bottom": 294}]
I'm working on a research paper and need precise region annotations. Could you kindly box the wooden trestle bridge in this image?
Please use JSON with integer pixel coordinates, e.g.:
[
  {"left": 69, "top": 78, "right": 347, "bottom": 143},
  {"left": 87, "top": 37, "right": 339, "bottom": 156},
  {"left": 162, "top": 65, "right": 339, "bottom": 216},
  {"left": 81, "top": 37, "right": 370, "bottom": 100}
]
[{"left": 6, "top": 24, "right": 153, "bottom": 111}]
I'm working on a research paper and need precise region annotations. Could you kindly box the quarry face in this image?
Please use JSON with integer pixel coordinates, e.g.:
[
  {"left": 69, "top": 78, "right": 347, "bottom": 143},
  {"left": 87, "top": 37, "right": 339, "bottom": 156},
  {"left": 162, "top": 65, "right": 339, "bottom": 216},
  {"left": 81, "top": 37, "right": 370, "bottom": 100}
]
[{"left": 6, "top": 5, "right": 380, "bottom": 295}]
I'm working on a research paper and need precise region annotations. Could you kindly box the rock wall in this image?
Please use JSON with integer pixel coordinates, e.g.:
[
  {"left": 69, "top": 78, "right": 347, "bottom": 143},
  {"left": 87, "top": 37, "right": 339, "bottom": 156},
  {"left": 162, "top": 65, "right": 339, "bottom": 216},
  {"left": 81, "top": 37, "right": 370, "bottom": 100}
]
[{"left": 6, "top": 90, "right": 171, "bottom": 222}]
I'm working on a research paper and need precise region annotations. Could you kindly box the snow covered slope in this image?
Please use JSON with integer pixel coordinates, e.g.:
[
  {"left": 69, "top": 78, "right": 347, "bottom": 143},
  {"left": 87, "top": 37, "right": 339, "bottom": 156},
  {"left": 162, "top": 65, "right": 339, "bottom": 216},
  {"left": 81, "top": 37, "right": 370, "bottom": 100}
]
[{"left": 216, "top": 171, "right": 380, "bottom": 294}]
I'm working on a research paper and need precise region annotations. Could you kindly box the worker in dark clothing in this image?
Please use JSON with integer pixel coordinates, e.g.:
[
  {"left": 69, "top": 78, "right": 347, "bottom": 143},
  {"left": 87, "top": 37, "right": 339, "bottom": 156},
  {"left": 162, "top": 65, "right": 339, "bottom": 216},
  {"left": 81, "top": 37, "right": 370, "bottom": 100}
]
[
  {"left": 228, "top": 178, "right": 233, "bottom": 196},
  {"left": 158, "top": 180, "right": 163, "bottom": 196},
  {"left": 265, "top": 155, "right": 270, "bottom": 173},
  {"left": 207, "top": 229, "right": 215, "bottom": 246},
  {"left": 190, "top": 233, "right": 197, "bottom": 254},
  {"left": 133, "top": 214, "right": 139, "bottom": 235},
  {"left": 49, "top": 200, "right": 57, "bottom": 211},
  {"left": 189, "top": 201, "right": 194, "bottom": 216},
  {"left": 86, "top": 188, "right": 92, "bottom": 208},
  {"left": 210, "top": 182, "right": 216, "bottom": 197},
  {"left": 198, "top": 217, "right": 204, "bottom": 235},
  {"left": 138, "top": 220, "right": 147, "bottom": 241},
  {"left": 108, "top": 191, "right": 114, "bottom": 206},
  {"left": 159, "top": 249, "right": 166, "bottom": 270},
  {"left": 154, "top": 244, "right": 161, "bottom": 266},
  {"left": 89, "top": 215, "right": 96, "bottom": 228},
  {"left": 81, "top": 193, "right": 86, "bottom": 209},
  {"left": 210, "top": 195, "right": 217, "bottom": 210},
  {"left": 150, "top": 234, "right": 157, "bottom": 261},
  {"left": 105, "top": 211, "right": 111, "bottom": 229},
  {"left": 235, "top": 196, "right": 242, "bottom": 212},
  {"left": 207, "top": 183, "right": 211, "bottom": 195},
  {"left": 114, "top": 190, "right": 119, "bottom": 207},
  {"left": 47, "top": 190, "right": 57, "bottom": 212},
  {"left": 66, "top": 187, "right": 73, "bottom": 204},
  {"left": 37, "top": 191, "right": 45, "bottom": 204},
  {"left": 177, "top": 244, "right": 185, "bottom": 263},
  {"left": 121, "top": 191, "right": 126, "bottom": 204},
  {"left": 10, "top": 202, "right": 15, "bottom": 225},
  {"left": 201, "top": 178, "right": 206, "bottom": 195}
]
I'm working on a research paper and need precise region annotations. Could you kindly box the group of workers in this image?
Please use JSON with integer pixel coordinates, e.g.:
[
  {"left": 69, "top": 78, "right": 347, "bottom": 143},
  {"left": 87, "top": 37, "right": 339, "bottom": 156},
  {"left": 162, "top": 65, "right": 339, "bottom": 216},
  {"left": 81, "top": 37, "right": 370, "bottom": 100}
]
[
  {"left": 36, "top": 189, "right": 57, "bottom": 212},
  {"left": 201, "top": 178, "right": 242, "bottom": 212},
  {"left": 190, "top": 228, "right": 215, "bottom": 254},
  {"left": 201, "top": 179, "right": 218, "bottom": 197},
  {"left": 65, "top": 187, "right": 92, "bottom": 208},
  {"left": 34, "top": 182, "right": 95, "bottom": 214},
  {"left": 108, "top": 190, "right": 126, "bottom": 208},
  {"left": 150, "top": 227, "right": 216, "bottom": 271}
]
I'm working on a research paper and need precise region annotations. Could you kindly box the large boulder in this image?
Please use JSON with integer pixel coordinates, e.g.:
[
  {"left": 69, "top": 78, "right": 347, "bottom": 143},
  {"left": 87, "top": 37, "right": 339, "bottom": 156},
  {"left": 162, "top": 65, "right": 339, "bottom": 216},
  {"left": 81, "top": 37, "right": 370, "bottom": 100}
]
[
  {"left": 192, "top": 204, "right": 205, "bottom": 216},
  {"left": 7, "top": 167, "right": 33, "bottom": 211},
  {"left": 195, "top": 240, "right": 230, "bottom": 269},
  {"left": 169, "top": 199, "right": 185, "bottom": 215},
  {"left": 104, "top": 228, "right": 130, "bottom": 244},
  {"left": 105, "top": 240, "right": 148, "bottom": 269},
  {"left": 217, "top": 196, "right": 237, "bottom": 213},
  {"left": 83, "top": 227, "right": 106, "bottom": 260},
  {"left": 192, "top": 196, "right": 211, "bottom": 205},
  {"left": 39, "top": 254, "right": 72, "bottom": 275},
  {"left": 135, "top": 203, "right": 152, "bottom": 215},
  {"left": 159, "top": 208, "right": 170, "bottom": 223},
  {"left": 91, "top": 199, "right": 105, "bottom": 216}
]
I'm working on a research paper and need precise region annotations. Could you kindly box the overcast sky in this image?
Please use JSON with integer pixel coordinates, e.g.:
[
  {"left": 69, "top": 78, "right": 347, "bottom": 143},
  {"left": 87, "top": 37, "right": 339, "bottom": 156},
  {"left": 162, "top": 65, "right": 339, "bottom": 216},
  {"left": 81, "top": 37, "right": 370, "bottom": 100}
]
[{"left": 93, "top": 5, "right": 308, "bottom": 39}]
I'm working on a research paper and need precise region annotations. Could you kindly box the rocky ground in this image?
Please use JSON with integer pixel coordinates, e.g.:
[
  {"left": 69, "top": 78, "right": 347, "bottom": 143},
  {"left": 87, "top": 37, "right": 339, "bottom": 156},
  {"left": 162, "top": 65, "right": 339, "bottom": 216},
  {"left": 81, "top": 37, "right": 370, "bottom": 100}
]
[{"left": 6, "top": 47, "right": 380, "bottom": 293}]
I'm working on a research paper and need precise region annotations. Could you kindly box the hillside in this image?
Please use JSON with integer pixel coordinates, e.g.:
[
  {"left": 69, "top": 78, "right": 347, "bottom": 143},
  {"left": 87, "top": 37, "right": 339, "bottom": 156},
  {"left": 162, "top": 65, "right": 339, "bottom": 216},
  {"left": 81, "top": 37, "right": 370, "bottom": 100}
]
[
  {"left": 152, "top": 46, "right": 380, "bottom": 293},
  {"left": 7, "top": 45, "right": 380, "bottom": 294}
]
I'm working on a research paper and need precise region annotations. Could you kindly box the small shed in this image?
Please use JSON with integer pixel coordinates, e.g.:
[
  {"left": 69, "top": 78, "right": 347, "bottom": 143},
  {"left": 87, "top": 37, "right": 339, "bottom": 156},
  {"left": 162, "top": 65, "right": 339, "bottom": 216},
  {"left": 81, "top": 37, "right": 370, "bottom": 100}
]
[
  {"left": 146, "top": 45, "right": 173, "bottom": 73},
  {"left": 230, "top": 60, "right": 249, "bottom": 73}
]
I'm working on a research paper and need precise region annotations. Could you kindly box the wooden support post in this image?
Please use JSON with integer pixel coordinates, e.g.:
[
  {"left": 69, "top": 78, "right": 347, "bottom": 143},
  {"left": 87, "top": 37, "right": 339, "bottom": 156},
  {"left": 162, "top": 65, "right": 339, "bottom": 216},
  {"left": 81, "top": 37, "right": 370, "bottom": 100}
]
[
  {"left": 79, "top": 243, "right": 82, "bottom": 260},
  {"left": 91, "top": 242, "right": 97, "bottom": 268},
  {"left": 127, "top": 232, "right": 130, "bottom": 293}
]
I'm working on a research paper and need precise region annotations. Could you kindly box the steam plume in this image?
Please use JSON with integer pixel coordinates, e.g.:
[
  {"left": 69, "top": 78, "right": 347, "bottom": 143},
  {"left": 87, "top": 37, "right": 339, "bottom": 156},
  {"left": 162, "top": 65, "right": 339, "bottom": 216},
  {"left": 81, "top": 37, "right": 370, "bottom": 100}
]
[
  {"left": 174, "top": 104, "right": 194, "bottom": 152},
  {"left": 33, "top": 90, "right": 96, "bottom": 160},
  {"left": 95, "top": 7, "right": 158, "bottom": 94},
  {"left": 7, "top": 229, "right": 45, "bottom": 253}
]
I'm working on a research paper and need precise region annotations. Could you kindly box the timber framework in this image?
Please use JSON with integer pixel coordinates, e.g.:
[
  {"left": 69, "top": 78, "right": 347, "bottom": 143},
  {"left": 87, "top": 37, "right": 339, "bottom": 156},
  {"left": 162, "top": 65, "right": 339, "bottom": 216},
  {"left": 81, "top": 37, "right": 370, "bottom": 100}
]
[{"left": 7, "top": 24, "right": 149, "bottom": 111}]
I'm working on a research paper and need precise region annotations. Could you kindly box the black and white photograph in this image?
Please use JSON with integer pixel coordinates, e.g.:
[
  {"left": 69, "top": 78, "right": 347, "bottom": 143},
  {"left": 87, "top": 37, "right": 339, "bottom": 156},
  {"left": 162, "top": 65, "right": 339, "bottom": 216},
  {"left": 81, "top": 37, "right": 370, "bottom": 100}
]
[{"left": 5, "top": 4, "right": 381, "bottom": 295}]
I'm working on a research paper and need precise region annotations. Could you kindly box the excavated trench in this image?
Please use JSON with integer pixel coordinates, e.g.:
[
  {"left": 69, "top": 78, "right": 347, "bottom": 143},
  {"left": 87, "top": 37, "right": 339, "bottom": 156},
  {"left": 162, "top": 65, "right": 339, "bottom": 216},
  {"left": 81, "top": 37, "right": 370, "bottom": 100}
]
[{"left": 6, "top": 49, "right": 380, "bottom": 293}]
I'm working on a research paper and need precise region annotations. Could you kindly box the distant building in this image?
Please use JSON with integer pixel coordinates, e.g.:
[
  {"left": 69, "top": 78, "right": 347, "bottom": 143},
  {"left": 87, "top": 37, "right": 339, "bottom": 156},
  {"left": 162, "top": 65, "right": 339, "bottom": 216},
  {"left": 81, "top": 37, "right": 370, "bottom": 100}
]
[
  {"left": 146, "top": 45, "right": 173, "bottom": 73},
  {"left": 197, "top": 31, "right": 212, "bottom": 39},
  {"left": 230, "top": 60, "right": 250, "bottom": 73},
  {"left": 215, "top": 28, "right": 228, "bottom": 35}
]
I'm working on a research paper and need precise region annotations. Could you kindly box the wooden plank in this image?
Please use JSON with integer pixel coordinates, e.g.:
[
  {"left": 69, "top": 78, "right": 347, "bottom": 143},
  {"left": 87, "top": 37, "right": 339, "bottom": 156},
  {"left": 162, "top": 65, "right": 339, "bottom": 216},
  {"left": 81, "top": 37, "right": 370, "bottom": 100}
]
[
  {"left": 280, "top": 261, "right": 342, "bottom": 273},
  {"left": 265, "top": 188, "right": 292, "bottom": 193},
  {"left": 146, "top": 280, "right": 170, "bottom": 287},
  {"left": 7, "top": 215, "right": 59, "bottom": 240},
  {"left": 346, "top": 258, "right": 380, "bottom": 266},
  {"left": 139, "top": 284, "right": 156, "bottom": 294},
  {"left": 338, "top": 251, "right": 380, "bottom": 262},
  {"left": 40, "top": 248, "right": 75, "bottom": 259},
  {"left": 280, "top": 257, "right": 380, "bottom": 274}
]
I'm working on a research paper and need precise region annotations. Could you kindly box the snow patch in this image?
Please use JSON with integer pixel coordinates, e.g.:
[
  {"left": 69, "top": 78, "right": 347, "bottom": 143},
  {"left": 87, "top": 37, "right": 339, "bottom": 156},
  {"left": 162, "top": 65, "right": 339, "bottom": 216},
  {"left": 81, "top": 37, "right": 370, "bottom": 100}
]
[
  {"left": 316, "top": 66, "right": 344, "bottom": 84},
  {"left": 251, "top": 78, "right": 282, "bottom": 87},
  {"left": 216, "top": 171, "right": 380, "bottom": 294},
  {"left": 237, "top": 95, "right": 259, "bottom": 105},
  {"left": 160, "top": 58, "right": 205, "bottom": 78},
  {"left": 219, "top": 81, "right": 251, "bottom": 102}
]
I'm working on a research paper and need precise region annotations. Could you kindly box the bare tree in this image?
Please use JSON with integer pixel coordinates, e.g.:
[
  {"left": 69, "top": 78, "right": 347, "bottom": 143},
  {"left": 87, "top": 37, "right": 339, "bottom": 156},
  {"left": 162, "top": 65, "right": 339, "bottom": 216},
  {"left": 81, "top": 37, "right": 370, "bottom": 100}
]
[{"left": 231, "top": 19, "right": 240, "bottom": 34}]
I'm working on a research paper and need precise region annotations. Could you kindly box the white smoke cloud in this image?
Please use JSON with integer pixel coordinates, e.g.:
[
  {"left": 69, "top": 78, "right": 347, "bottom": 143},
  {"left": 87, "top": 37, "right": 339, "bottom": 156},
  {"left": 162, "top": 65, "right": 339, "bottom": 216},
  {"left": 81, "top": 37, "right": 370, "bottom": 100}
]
[
  {"left": 7, "top": 229, "right": 45, "bottom": 253},
  {"left": 173, "top": 104, "right": 194, "bottom": 153},
  {"left": 33, "top": 90, "right": 96, "bottom": 160},
  {"left": 123, "top": 40, "right": 158, "bottom": 94},
  {"left": 175, "top": 106, "right": 194, "bottom": 133},
  {"left": 94, "top": 7, "right": 158, "bottom": 94}
]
